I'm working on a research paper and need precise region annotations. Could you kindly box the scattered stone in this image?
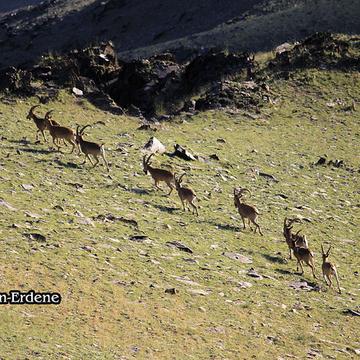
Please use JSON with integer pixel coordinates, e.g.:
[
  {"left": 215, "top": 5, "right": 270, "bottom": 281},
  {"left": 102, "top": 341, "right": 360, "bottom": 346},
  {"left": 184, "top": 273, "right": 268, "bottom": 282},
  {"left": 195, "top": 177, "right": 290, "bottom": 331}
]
[
  {"left": 24, "top": 211, "right": 41, "bottom": 218},
  {"left": 187, "top": 289, "right": 211, "bottom": 296},
  {"left": 92, "top": 213, "right": 138, "bottom": 227},
  {"left": 247, "top": 268, "right": 263, "bottom": 279},
  {"left": 209, "top": 154, "right": 220, "bottom": 161},
  {"left": 142, "top": 137, "right": 166, "bottom": 154},
  {"left": 76, "top": 217, "right": 94, "bottom": 226},
  {"left": 165, "top": 288, "right": 177, "bottom": 295},
  {"left": 72, "top": 87, "right": 83, "bottom": 96},
  {"left": 259, "top": 172, "right": 279, "bottom": 182},
  {"left": 183, "top": 258, "right": 198, "bottom": 264},
  {"left": 21, "top": 184, "right": 34, "bottom": 191},
  {"left": 315, "top": 156, "right": 346, "bottom": 168},
  {"left": 315, "top": 156, "right": 327, "bottom": 165},
  {"left": 137, "top": 124, "right": 153, "bottom": 131},
  {"left": 24, "top": 233, "right": 46, "bottom": 242},
  {"left": 223, "top": 252, "right": 253, "bottom": 264},
  {"left": 289, "top": 280, "right": 316, "bottom": 291},
  {"left": 168, "top": 144, "right": 196, "bottom": 161},
  {"left": 276, "top": 193, "right": 288, "bottom": 199},
  {"left": 53, "top": 205, "right": 64, "bottom": 211},
  {"left": 0, "top": 199, "right": 17, "bottom": 211},
  {"left": 129, "top": 235, "right": 149, "bottom": 243},
  {"left": 237, "top": 281, "right": 253, "bottom": 289},
  {"left": 343, "top": 309, "right": 360, "bottom": 316},
  {"left": 81, "top": 245, "right": 94, "bottom": 252},
  {"left": 166, "top": 241, "right": 193, "bottom": 253},
  {"left": 174, "top": 276, "right": 201, "bottom": 287}
]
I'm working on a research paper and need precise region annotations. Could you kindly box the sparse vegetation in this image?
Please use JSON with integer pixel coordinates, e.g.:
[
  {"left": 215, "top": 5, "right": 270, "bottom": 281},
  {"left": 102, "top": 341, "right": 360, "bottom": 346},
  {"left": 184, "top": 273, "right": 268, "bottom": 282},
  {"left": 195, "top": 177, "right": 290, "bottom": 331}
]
[{"left": 0, "top": 67, "right": 359, "bottom": 358}]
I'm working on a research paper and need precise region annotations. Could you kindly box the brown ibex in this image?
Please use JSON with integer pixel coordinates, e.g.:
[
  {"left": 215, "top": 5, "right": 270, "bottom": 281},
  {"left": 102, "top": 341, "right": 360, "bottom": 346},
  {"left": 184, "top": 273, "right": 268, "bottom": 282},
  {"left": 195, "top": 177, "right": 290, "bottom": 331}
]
[
  {"left": 143, "top": 154, "right": 175, "bottom": 195},
  {"left": 321, "top": 244, "right": 341, "bottom": 293},
  {"left": 292, "top": 233, "right": 316, "bottom": 278},
  {"left": 44, "top": 110, "right": 77, "bottom": 153},
  {"left": 174, "top": 173, "right": 198, "bottom": 216},
  {"left": 76, "top": 125, "right": 109, "bottom": 171},
  {"left": 26, "top": 105, "right": 60, "bottom": 143},
  {"left": 283, "top": 217, "right": 308, "bottom": 259},
  {"left": 233, "top": 188, "right": 263, "bottom": 235}
]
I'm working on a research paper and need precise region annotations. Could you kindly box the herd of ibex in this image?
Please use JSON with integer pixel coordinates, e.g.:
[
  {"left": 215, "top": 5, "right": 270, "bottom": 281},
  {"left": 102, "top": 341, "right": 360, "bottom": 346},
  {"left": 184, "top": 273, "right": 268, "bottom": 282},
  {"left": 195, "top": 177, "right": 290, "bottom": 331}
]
[
  {"left": 26, "top": 104, "right": 342, "bottom": 294},
  {"left": 27, "top": 105, "right": 109, "bottom": 169}
]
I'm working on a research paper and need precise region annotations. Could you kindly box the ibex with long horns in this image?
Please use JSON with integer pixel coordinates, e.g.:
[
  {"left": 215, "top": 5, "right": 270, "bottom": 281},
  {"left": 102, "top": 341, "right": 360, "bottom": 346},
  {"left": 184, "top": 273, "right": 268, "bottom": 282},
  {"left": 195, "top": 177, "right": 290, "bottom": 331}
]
[
  {"left": 174, "top": 173, "right": 198, "bottom": 216},
  {"left": 44, "top": 110, "right": 77, "bottom": 153},
  {"left": 143, "top": 154, "right": 175, "bottom": 195},
  {"left": 283, "top": 217, "right": 308, "bottom": 259},
  {"left": 233, "top": 188, "right": 263, "bottom": 235},
  {"left": 321, "top": 244, "right": 341, "bottom": 293},
  {"left": 76, "top": 125, "right": 109, "bottom": 171},
  {"left": 26, "top": 105, "right": 60, "bottom": 143}
]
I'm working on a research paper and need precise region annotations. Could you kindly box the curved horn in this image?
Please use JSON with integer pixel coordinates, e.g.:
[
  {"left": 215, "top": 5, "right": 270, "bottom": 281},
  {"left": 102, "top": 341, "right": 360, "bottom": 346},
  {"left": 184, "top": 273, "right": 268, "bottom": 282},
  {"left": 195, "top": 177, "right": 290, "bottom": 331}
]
[
  {"left": 30, "top": 104, "right": 40, "bottom": 112},
  {"left": 146, "top": 153, "right": 154, "bottom": 164},
  {"left": 80, "top": 124, "right": 91, "bottom": 135},
  {"left": 28, "top": 105, "right": 40, "bottom": 117},
  {"left": 239, "top": 188, "right": 252, "bottom": 197},
  {"left": 295, "top": 229, "right": 302, "bottom": 236},
  {"left": 44, "top": 109, "right": 54, "bottom": 120},
  {"left": 178, "top": 173, "right": 186, "bottom": 183},
  {"left": 326, "top": 245, "right": 332, "bottom": 256},
  {"left": 321, "top": 244, "right": 325, "bottom": 255}
]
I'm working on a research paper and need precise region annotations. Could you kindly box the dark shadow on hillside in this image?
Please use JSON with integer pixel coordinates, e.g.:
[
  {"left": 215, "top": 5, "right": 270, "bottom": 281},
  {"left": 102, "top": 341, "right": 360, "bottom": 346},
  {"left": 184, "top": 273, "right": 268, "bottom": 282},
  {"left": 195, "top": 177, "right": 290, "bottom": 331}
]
[
  {"left": 18, "top": 147, "right": 53, "bottom": 155},
  {"left": 274, "top": 268, "right": 293, "bottom": 275},
  {"left": 0, "top": 0, "right": 264, "bottom": 69},
  {"left": 85, "top": 92, "right": 126, "bottom": 116},
  {"left": 262, "top": 254, "right": 287, "bottom": 265},
  {"left": 215, "top": 223, "right": 241, "bottom": 232},
  {"left": 8, "top": 139, "right": 33, "bottom": 145},
  {"left": 54, "top": 160, "right": 82, "bottom": 169},
  {"left": 117, "top": 184, "right": 151, "bottom": 195},
  {"left": 198, "top": 219, "right": 241, "bottom": 232},
  {"left": 153, "top": 204, "right": 178, "bottom": 214}
]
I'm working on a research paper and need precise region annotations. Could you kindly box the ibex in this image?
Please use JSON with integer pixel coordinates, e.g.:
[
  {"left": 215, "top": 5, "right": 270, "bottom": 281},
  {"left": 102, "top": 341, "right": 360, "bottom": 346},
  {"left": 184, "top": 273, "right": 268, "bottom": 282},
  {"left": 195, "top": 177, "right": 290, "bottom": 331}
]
[
  {"left": 76, "top": 125, "right": 109, "bottom": 171},
  {"left": 26, "top": 105, "right": 60, "bottom": 143},
  {"left": 143, "top": 154, "right": 175, "bottom": 195},
  {"left": 321, "top": 244, "right": 341, "bottom": 293},
  {"left": 233, "top": 188, "right": 263, "bottom": 235},
  {"left": 283, "top": 217, "right": 308, "bottom": 259},
  {"left": 292, "top": 234, "right": 316, "bottom": 278},
  {"left": 174, "top": 173, "right": 198, "bottom": 216},
  {"left": 44, "top": 110, "right": 77, "bottom": 153}
]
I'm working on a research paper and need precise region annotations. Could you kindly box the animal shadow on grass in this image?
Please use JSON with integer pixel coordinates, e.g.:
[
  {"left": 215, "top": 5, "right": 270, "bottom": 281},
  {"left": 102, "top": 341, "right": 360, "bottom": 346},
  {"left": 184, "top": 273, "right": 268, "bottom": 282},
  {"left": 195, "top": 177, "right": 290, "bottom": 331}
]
[
  {"left": 200, "top": 219, "right": 240, "bottom": 232},
  {"left": 129, "top": 187, "right": 151, "bottom": 195},
  {"left": 117, "top": 184, "right": 151, "bottom": 195},
  {"left": 54, "top": 159, "right": 82, "bottom": 169},
  {"left": 274, "top": 268, "right": 293, "bottom": 275},
  {"left": 215, "top": 223, "right": 241, "bottom": 232},
  {"left": 19, "top": 147, "right": 53, "bottom": 155},
  {"left": 153, "top": 204, "right": 178, "bottom": 214},
  {"left": 262, "top": 253, "right": 287, "bottom": 265}
]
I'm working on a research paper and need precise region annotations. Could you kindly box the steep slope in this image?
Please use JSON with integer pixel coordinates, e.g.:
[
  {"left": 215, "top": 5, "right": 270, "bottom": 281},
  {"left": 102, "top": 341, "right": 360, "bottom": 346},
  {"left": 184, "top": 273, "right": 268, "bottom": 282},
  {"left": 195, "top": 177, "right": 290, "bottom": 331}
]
[
  {"left": 0, "top": 0, "right": 359, "bottom": 69},
  {"left": 0, "top": 0, "right": 42, "bottom": 15},
  {"left": 0, "top": 68, "right": 359, "bottom": 358}
]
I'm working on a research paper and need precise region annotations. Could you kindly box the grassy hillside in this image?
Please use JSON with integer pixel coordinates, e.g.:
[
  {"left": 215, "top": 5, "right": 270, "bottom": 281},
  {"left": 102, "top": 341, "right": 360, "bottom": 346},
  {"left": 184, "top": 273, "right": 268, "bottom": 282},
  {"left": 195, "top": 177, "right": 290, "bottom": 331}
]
[{"left": 0, "top": 68, "right": 359, "bottom": 358}]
